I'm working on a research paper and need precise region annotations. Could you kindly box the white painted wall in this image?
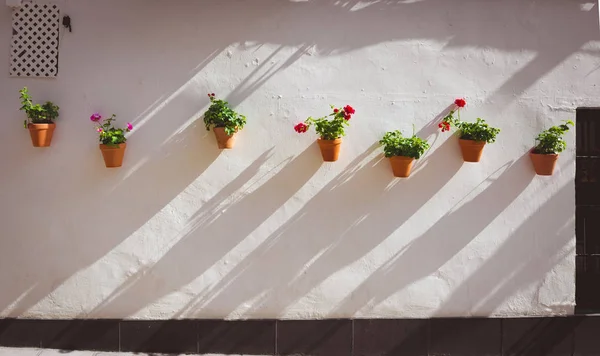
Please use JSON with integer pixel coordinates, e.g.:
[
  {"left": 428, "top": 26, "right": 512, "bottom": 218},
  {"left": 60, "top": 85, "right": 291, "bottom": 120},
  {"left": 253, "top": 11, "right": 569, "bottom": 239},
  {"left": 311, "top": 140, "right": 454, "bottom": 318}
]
[{"left": 0, "top": 0, "right": 597, "bottom": 320}]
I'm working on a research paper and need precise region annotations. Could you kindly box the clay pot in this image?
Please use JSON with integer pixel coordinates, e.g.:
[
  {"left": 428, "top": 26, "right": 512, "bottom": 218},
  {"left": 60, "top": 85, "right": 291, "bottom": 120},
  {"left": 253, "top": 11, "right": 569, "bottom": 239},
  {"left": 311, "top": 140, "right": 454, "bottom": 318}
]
[
  {"left": 317, "top": 138, "right": 342, "bottom": 162},
  {"left": 99, "top": 143, "right": 127, "bottom": 168},
  {"left": 213, "top": 127, "right": 237, "bottom": 149},
  {"left": 458, "top": 139, "right": 486, "bottom": 162},
  {"left": 530, "top": 150, "right": 558, "bottom": 176},
  {"left": 28, "top": 123, "right": 55, "bottom": 147},
  {"left": 388, "top": 156, "right": 415, "bottom": 178}
]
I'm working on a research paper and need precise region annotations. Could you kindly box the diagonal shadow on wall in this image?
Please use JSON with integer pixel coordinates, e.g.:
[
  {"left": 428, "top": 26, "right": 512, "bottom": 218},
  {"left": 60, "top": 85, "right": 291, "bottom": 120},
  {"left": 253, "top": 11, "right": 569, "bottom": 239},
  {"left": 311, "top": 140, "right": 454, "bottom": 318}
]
[
  {"left": 176, "top": 133, "right": 462, "bottom": 318},
  {"left": 330, "top": 153, "right": 535, "bottom": 316},
  {"left": 435, "top": 182, "right": 575, "bottom": 316},
  {"left": 0, "top": 0, "right": 595, "bottom": 318},
  {"left": 88, "top": 145, "right": 321, "bottom": 317}
]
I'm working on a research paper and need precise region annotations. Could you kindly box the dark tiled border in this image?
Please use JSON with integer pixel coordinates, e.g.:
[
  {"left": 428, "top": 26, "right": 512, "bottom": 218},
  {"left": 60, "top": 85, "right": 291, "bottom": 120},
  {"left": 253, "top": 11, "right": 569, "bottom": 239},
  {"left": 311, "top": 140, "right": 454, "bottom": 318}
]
[{"left": 0, "top": 317, "right": 598, "bottom": 355}]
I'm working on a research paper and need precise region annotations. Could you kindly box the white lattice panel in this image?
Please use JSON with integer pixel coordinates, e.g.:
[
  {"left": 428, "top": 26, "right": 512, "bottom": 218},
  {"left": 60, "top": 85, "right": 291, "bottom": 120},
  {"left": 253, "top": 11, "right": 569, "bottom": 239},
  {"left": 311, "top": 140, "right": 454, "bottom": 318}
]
[{"left": 10, "top": 2, "right": 60, "bottom": 77}]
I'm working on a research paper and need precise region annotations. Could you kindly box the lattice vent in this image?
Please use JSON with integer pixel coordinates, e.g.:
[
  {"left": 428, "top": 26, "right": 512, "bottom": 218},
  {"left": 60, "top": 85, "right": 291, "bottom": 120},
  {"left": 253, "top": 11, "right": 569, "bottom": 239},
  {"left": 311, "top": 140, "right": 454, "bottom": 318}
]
[{"left": 10, "top": 2, "right": 60, "bottom": 77}]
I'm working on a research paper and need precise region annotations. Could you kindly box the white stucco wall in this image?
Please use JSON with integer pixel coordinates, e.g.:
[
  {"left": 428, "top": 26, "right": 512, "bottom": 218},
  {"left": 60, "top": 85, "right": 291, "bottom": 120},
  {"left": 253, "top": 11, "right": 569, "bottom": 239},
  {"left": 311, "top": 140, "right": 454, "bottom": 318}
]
[{"left": 0, "top": 0, "right": 597, "bottom": 320}]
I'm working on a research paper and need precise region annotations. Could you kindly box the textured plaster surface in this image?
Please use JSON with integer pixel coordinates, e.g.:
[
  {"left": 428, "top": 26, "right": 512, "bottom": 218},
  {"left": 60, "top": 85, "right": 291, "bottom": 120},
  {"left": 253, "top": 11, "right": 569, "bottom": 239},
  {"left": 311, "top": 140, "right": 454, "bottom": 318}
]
[{"left": 0, "top": 0, "right": 596, "bottom": 319}]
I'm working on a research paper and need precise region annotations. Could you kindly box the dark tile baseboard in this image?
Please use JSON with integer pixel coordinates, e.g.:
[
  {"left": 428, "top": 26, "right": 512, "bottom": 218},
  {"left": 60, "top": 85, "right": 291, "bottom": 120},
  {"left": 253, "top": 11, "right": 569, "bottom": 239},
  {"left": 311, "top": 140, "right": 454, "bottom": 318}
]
[{"left": 0, "top": 316, "right": 599, "bottom": 355}]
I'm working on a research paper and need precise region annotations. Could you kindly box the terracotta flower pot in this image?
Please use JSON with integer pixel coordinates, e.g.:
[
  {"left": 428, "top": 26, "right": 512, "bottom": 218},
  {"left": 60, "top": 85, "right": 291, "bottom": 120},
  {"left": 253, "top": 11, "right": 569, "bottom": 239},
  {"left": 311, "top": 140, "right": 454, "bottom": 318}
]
[
  {"left": 213, "top": 127, "right": 237, "bottom": 149},
  {"left": 530, "top": 150, "right": 558, "bottom": 176},
  {"left": 317, "top": 138, "right": 342, "bottom": 162},
  {"left": 28, "top": 123, "right": 55, "bottom": 147},
  {"left": 458, "top": 139, "right": 486, "bottom": 162},
  {"left": 388, "top": 156, "right": 415, "bottom": 178},
  {"left": 99, "top": 143, "right": 127, "bottom": 168}
]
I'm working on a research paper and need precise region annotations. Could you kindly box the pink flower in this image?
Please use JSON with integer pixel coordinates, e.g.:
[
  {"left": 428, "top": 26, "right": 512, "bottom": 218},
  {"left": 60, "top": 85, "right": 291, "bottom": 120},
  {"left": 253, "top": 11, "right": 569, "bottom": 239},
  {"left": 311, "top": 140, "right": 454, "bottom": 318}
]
[
  {"left": 294, "top": 122, "right": 308, "bottom": 133},
  {"left": 96, "top": 127, "right": 103, "bottom": 133},
  {"left": 127, "top": 122, "right": 133, "bottom": 131},
  {"left": 90, "top": 113, "right": 102, "bottom": 122}
]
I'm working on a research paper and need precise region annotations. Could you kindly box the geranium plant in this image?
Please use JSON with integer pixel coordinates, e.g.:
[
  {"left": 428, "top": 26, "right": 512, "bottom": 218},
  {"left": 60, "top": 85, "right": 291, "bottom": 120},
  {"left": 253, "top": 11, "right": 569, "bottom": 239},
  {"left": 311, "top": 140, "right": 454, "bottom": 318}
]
[
  {"left": 529, "top": 120, "right": 574, "bottom": 176},
  {"left": 380, "top": 126, "right": 430, "bottom": 177},
  {"left": 294, "top": 104, "right": 356, "bottom": 162},
  {"left": 439, "top": 98, "right": 500, "bottom": 162},
  {"left": 294, "top": 105, "right": 355, "bottom": 140},
  {"left": 439, "top": 98, "right": 500, "bottom": 143},
  {"left": 533, "top": 120, "right": 574, "bottom": 154},
  {"left": 90, "top": 113, "right": 133, "bottom": 145},
  {"left": 19, "top": 87, "right": 59, "bottom": 128},
  {"left": 380, "top": 128, "right": 430, "bottom": 159},
  {"left": 203, "top": 93, "right": 246, "bottom": 135}
]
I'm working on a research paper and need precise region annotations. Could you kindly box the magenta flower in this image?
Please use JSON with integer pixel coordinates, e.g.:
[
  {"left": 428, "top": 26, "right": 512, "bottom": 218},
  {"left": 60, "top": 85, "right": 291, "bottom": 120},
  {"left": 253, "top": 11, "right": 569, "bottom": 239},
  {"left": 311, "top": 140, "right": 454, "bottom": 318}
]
[
  {"left": 96, "top": 127, "right": 103, "bottom": 133},
  {"left": 127, "top": 122, "right": 133, "bottom": 131},
  {"left": 90, "top": 113, "right": 102, "bottom": 122}
]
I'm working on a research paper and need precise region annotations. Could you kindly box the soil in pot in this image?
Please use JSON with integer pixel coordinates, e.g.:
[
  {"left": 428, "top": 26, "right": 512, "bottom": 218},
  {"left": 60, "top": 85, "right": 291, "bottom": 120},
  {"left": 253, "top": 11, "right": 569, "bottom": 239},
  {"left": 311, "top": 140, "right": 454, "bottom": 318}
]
[
  {"left": 28, "top": 123, "right": 55, "bottom": 147},
  {"left": 100, "top": 143, "right": 127, "bottom": 168},
  {"left": 388, "top": 156, "right": 415, "bottom": 178},
  {"left": 317, "top": 138, "right": 342, "bottom": 162},
  {"left": 458, "top": 139, "right": 486, "bottom": 162},
  {"left": 530, "top": 150, "right": 558, "bottom": 176},
  {"left": 213, "top": 127, "right": 237, "bottom": 149}
]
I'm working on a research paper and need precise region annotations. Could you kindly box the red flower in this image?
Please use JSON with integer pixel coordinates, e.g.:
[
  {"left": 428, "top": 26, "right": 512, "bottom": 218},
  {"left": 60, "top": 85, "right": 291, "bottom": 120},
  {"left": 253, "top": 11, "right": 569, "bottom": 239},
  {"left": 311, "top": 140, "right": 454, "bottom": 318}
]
[
  {"left": 454, "top": 98, "right": 466, "bottom": 108},
  {"left": 207, "top": 94, "right": 211, "bottom": 97},
  {"left": 440, "top": 121, "right": 451, "bottom": 132},
  {"left": 294, "top": 122, "right": 308, "bottom": 133},
  {"left": 344, "top": 114, "right": 351, "bottom": 121},
  {"left": 333, "top": 108, "right": 339, "bottom": 113},
  {"left": 343, "top": 105, "right": 355, "bottom": 114},
  {"left": 211, "top": 93, "right": 215, "bottom": 97}
]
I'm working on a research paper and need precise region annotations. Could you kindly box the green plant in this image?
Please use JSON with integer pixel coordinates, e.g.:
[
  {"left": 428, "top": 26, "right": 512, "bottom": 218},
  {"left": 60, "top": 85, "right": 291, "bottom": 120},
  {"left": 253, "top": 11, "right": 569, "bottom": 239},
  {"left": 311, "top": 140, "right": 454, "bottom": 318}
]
[
  {"left": 454, "top": 118, "right": 501, "bottom": 143},
  {"left": 441, "top": 102, "right": 500, "bottom": 143},
  {"left": 203, "top": 93, "right": 246, "bottom": 135},
  {"left": 91, "top": 113, "right": 133, "bottom": 146},
  {"left": 380, "top": 127, "right": 430, "bottom": 159},
  {"left": 533, "top": 120, "right": 574, "bottom": 154},
  {"left": 295, "top": 105, "right": 356, "bottom": 140},
  {"left": 19, "top": 87, "right": 59, "bottom": 128}
]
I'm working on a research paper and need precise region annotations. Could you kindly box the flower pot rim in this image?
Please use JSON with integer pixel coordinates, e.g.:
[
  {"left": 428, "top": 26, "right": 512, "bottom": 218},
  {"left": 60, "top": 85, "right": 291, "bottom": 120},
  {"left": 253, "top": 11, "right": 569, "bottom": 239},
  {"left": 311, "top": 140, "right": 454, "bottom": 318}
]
[
  {"left": 389, "top": 155, "right": 416, "bottom": 161},
  {"left": 317, "top": 137, "right": 342, "bottom": 142},
  {"left": 529, "top": 149, "right": 558, "bottom": 157},
  {"left": 213, "top": 126, "right": 238, "bottom": 132},
  {"left": 28, "top": 122, "right": 56, "bottom": 128},
  {"left": 99, "top": 143, "right": 127, "bottom": 149},
  {"left": 458, "top": 138, "right": 486, "bottom": 144}
]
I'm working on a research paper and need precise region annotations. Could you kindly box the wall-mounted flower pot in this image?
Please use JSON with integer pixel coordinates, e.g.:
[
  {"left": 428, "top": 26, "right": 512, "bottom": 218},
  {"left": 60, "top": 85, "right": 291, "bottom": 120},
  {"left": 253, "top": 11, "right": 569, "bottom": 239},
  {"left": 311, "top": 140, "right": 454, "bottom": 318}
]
[
  {"left": 530, "top": 150, "right": 558, "bottom": 176},
  {"left": 317, "top": 138, "right": 342, "bottom": 162},
  {"left": 458, "top": 139, "right": 486, "bottom": 162},
  {"left": 213, "top": 127, "right": 237, "bottom": 149},
  {"left": 100, "top": 143, "right": 126, "bottom": 168},
  {"left": 28, "top": 123, "right": 55, "bottom": 147},
  {"left": 388, "top": 156, "right": 415, "bottom": 178}
]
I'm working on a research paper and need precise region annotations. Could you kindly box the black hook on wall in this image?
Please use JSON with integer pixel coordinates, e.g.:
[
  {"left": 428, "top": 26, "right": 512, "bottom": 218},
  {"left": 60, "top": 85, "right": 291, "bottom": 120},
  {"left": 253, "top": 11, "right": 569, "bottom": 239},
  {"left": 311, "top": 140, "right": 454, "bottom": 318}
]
[{"left": 62, "top": 15, "right": 72, "bottom": 32}]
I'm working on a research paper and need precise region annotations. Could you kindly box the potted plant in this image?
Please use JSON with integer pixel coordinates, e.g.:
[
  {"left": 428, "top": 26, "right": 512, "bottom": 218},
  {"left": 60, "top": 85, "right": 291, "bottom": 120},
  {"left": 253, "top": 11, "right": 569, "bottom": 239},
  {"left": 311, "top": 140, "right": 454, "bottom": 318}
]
[
  {"left": 530, "top": 120, "right": 574, "bottom": 175},
  {"left": 90, "top": 113, "right": 133, "bottom": 168},
  {"left": 379, "top": 127, "right": 430, "bottom": 177},
  {"left": 440, "top": 98, "right": 500, "bottom": 162},
  {"left": 19, "top": 87, "right": 59, "bottom": 147},
  {"left": 203, "top": 93, "right": 247, "bottom": 149},
  {"left": 294, "top": 104, "right": 356, "bottom": 162}
]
